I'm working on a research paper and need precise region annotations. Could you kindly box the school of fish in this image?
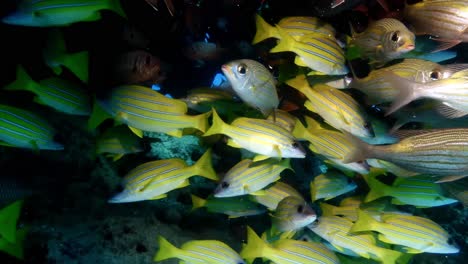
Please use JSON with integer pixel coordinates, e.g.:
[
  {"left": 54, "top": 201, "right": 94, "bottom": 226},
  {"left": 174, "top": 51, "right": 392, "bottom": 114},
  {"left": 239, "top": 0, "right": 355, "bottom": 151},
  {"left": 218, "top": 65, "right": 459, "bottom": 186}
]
[{"left": 1, "top": 0, "right": 467, "bottom": 263}]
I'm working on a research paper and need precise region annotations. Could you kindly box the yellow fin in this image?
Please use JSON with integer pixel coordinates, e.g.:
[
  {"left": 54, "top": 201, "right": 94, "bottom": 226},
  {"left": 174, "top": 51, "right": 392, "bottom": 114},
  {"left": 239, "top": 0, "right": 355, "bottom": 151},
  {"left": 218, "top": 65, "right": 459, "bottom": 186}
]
[
  {"left": 253, "top": 155, "right": 269, "bottom": 162},
  {"left": 148, "top": 194, "right": 167, "bottom": 200},
  {"left": 128, "top": 126, "right": 143, "bottom": 138}
]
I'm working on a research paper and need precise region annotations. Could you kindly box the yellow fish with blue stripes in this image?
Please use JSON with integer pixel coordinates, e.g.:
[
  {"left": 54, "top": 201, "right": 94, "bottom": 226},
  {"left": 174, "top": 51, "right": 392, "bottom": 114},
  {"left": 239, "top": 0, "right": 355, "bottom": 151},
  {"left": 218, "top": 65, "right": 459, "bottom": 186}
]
[
  {"left": 155, "top": 236, "right": 245, "bottom": 264},
  {"left": 271, "top": 26, "right": 348, "bottom": 75},
  {"left": 309, "top": 215, "right": 406, "bottom": 264},
  {"left": 203, "top": 109, "right": 305, "bottom": 159},
  {"left": 108, "top": 149, "right": 217, "bottom": 203},
  {"left": 351, "top": 210, "right": 459, "bottom": 254},
  {"left": 286, "top": 75, "right": 373, "bottom": 138},
  {"left": 253, "top": 14, "right": 336, "bottom": 44},
  {"left": 2, "top": 0, "right": 126, "bottom": 27},
  {"left": 241, "top": 226, "right": 339, "bottom": 264},
  {"left": 0, "top": 104, "right": 63, "bottom": 151},
  {"left": 96, "top": 85, "right": 210, "bottom": 138},
  {"left": 214, "top": 158, "right": 291, "bottom": 197}
]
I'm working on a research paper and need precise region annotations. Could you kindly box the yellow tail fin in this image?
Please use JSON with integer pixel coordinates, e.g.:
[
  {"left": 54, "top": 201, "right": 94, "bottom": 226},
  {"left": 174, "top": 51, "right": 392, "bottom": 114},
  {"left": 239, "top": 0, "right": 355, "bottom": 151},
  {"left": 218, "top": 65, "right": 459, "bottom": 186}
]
[
  {"left": 153, "top": 236, "right": 181, "bottom": 261},
  {"left": 240, "top": 226, "right": 269, "bottom": 260},
  {"left": 192, "top": 148, "right": 218, "bottom": 181},
  {"left": 252, "top": 14, "right": 276, "bottom": 44},
  {"left": 190, "top": 195, "right": 207, "bottom": 210},
  {"left": 203, "top": 109, "right": 228, "bottom": 137}
]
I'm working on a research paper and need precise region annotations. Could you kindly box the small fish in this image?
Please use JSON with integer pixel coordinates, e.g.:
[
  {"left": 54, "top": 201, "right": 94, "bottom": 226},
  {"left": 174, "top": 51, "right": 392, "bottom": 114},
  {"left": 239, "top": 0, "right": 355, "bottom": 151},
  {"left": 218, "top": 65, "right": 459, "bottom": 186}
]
[
  {"left": 0, "top": 104, "right": 64, "bottom": 150},
  {"left": 241, "top": 226, "right": 340, "bottom": 264},
  {"left": 112, "top": 50, "right": 165, "bottom": 86},
  {"left": 349, "top": 18, "right": 415, "bottom": 67},
  {"left": 221, "top": 59, "right": 278, "bottom": 117},
  {"left": 350, "top": 210, "right": 460, "bottom": 254},
  {"left": 4, "top": 65, "right": 91, "bottom": 116},
  {"left": 286, "top": 75, "right": 373, "bottom": 138},
  {"left": 190, "top": 194, "right": 267, "bottom": 218},
  {"left": 350, "top": 59, "right": 468, "bottom": 105},
  {"left": 108, "top": 149, "right": 217, "bottom": 203},
  {"left": 271, "top": 196, "right": 317, "bottom": 232},
  {"left": 270, "top": 26, "right": 348, "bottom": 75},
  {"left": 2, "top": 0, "right": 126, "bottom": 27},
  {"left": 310, "top": 171, "right": 357, "bottom": 202},
  {"left": 403, "top": 0, "right": 468, "bottom": 51},
  {"left": 253, "top": 15, "right": 336, "bottom": 44},
  {"left": 364, "top": 173, "right": 458, "bottom": 208},
  {"left": 343, "top": 128, "right": 468, "bottom": 182},
  {"left": 214, "top": 158, "right": 291, "bottom": 197},
  {"left": 95, "top": 85, "right": 210, "bottom": 137},
  {"left": 203, "top": 109, "right": 306, "bottom": 159},
  {"left": 95, "top": 125, "right": 144, "bottom": 161},
  {"left": 154, "top": 236, "right": 245, "bottom": 264},
  {"left": 382, "top": 69, "right": 468, "bottom": 117},
  {"left": 249, "top": 181, "right": 303, "bottom": 211},
  {"left": 308, "top": 215, "right": 405, "bottom": 264}
]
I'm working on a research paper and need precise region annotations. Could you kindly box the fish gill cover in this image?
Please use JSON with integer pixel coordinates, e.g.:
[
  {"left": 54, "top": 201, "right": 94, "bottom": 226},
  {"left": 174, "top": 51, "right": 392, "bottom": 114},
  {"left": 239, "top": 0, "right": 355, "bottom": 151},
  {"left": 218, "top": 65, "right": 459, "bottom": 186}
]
[{"left": 0, "top": 0, "right": 467, "bottom": 263}]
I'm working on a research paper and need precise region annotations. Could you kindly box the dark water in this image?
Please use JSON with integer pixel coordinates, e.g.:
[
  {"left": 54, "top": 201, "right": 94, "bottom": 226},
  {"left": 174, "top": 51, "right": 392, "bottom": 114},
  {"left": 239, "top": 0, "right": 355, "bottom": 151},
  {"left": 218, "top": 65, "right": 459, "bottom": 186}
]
[{"left": 0, "top": 0, "right": 467, "bottom": 263}]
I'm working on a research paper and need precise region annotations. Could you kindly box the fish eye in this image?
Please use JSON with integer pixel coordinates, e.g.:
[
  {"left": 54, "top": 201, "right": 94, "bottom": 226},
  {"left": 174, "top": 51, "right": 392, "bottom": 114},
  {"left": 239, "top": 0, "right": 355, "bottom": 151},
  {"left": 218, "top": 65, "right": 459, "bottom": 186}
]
[
  {"left": 221, "top": 181, "right": 230, "bottom": 189},
  {"left": 292, "top": 142, "right": 300, "bottom": 148},
  {"left": 297, "top": 205, "right": 304, "bottom": 213},
  {"left": 430, "top": 70, "right": 442, "bottom": 80},
  {"left": 237, "top": 63, "right": 247, "bottom": 75},
  {"left": 391, "top": 31, "right": 400, "bottom": 42}
]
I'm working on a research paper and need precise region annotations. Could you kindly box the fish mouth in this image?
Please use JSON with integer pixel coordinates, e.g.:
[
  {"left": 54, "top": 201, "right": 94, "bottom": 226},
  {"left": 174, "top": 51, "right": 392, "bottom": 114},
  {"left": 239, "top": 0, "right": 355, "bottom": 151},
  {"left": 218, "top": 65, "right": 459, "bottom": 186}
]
[
  {"left": 221, "top": 64, "right": 231, "bottom": 75},
  {"left": 402, "top": 44, "right": 415, "bottom": 51}
]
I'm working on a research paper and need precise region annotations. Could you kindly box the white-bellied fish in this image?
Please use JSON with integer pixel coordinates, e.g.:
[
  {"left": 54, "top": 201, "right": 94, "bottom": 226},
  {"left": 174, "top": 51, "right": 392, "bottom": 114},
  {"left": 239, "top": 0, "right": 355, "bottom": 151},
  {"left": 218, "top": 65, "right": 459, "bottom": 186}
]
[
  {"left": 249, "top": 181, "right": 303, "bottom": 211},
  {"left": 350, "top": 210, "right": 460, "bottom": 254},
  {"left": 270, "top": 26, "right": 348, "bottom": 75},
  {"left": 4, "top": 65, "right": 91, "bottom": 116},
  {"left": 403, "top": 0, "right": 468, "bottom": 51},
  {"left": 308, "top": 215, "right": 405, "bottom": 264},
  {"left": 108, "top": 149, "right": 217, "bottom": 203},
  {"left": 271, "top": 196, "right": 317, "bottom": 232},
  {"left": 286, "top": 75, "right": 373, "bottom": 138},
  {"left": 190, "top": 194, "right": 266, "bottom": 218},
  {"left": 349, "top": 18, "right": 415, "bottom": 67},
  {"left": 95, "top": 125, "right": 143, "bottom": 161},
  {"left": 344, "top": 128, "right": 468, "bottom": 182},
  {"left": 241, "top": 226, "right": 339, "bottom": 264},
  {"left": 97, "top": 85, "right": 210, "bottom": 137},
  {"left": 2, "top": 0, "right": 126, "bottom": 27},
  {"left": 181, "top": 87, "right": 235, "bottom": 113},
  {"left": 350, "top": 59, "right": 468, "bottom": 105},
  {"left": 214, "top": 158, "right": 291, "bottom": 197},
  {"left": 382, "top": 69, "right": 468, "bottom": 117},
  {"left": 0, "top": 104, "right": 63, "bottom": 150},
  {"left": 42, "top": 29, "right": 89, "bottom": 83},
  {"left": 310, "top": 171, "right": 357, "bottom": 201},
  {"left": 364, "top": 173, "right": 458, "bottom": 208},
  {"left": 253, "top": 15, "right": 336, "bottom": 44},
  {"left": 154, "top": 236, "right": 245, "bottom": 264},
  {"left": 203, "top": 109, "right": 305, "bottom": 159},
  {"left": 221, "top": 59, "right": 278, "bottom": 117}
]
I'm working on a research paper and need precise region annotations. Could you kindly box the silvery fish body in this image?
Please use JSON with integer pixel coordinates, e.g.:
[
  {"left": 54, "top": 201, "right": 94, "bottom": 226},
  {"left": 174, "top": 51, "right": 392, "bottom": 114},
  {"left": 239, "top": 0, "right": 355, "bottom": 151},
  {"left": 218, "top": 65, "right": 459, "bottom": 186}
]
[
  {"left": 221, "top": 59, "right": 278, "bottom": 117},
  {"left": 351, "top": 18, "right": 415, "bottom": 67},
  {"left": 404, "top": 0, "right": 468, "bottom": 47}
]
